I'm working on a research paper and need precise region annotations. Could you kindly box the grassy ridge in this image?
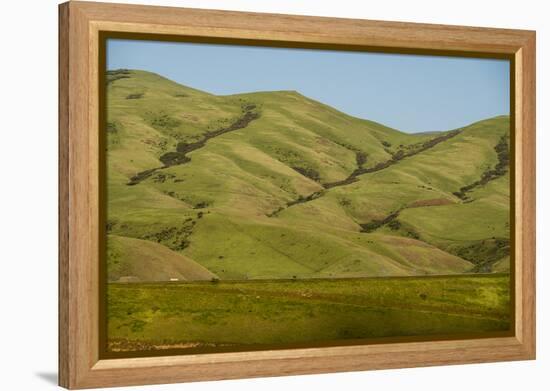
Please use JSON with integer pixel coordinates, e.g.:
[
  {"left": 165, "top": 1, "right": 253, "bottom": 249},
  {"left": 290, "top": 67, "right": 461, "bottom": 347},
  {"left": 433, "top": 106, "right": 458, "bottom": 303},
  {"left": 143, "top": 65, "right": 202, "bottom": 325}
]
[{"left": 107, "top": 274, "right": 511, "bottom": 351}]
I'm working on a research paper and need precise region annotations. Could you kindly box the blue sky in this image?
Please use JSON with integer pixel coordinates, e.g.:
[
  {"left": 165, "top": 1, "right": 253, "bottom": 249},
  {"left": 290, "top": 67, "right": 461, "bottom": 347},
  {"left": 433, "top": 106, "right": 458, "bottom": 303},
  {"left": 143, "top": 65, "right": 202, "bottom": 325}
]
[{"left": 107, "top": 39, "right": 510, "bottom": 133}]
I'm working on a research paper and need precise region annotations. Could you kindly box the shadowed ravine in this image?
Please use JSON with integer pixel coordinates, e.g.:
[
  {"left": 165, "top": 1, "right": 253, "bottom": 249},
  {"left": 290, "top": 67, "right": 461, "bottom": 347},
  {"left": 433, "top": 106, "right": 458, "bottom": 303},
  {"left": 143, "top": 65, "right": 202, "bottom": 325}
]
[
  {"left": 267, "top": 128, "right": 463, "bottom": 217},
  {"left": 453, "top": 134, "right": 509, "bottom": 201},
  {"left": 360, "top": 134, "right": 510, "bottom": 233},
  {"left": 127, "top": 105, "right": 260, "bottom": 185}
]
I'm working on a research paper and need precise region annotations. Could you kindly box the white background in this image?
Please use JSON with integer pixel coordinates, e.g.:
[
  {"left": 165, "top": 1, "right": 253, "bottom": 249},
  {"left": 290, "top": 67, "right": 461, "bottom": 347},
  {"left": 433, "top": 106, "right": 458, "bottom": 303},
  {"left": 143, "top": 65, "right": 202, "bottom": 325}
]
[{"left": 0, "top": 0, "right": 547, "bottom": 389}]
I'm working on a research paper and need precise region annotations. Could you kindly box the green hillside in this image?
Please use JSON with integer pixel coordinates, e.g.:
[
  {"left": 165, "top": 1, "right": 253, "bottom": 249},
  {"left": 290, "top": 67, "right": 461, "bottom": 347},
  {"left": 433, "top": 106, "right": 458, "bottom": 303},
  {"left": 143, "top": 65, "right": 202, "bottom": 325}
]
[
  {"left": 107, "top": 235, "right": 217, "bottom": 282},
  {"left": 105, "top": 69, "right": 511, "bottom": 281}
]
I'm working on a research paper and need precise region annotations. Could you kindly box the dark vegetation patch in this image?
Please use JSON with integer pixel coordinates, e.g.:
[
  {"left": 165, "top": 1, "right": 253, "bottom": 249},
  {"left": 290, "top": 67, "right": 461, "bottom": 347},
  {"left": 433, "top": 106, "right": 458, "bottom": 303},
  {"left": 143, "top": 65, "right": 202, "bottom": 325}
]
[
  {"left": 106, "top": 121, "right": 121, "bottom": 148},
  {"left": 152, "top": 173, "right": 176, "bottom": 183},
  {"left": 445, "top": 238, "right": 510, "bottom": 272},
  {"left": 174, "top": 93, "right": 188, "bottom": 98},
  {"left": 387, "top": 220, "right": 401, "bottom": 230},
  {"left": 266, "top": 206, "right": 285, "bottom": 218},
  {"left": 355, "top": 151, "right": 368, "bottom": 168},
  {"left": 381, "top": 140, "right": 391, "bottom": 148},
  {"left": 106, "top": 121, "right": 119, "bottom": 133},
  {"left": 159, "top": 152, "right": 191, "bottom": 166},
  {"left": 331, "top": 141, "right": 369, "bottom": 171},
  {"left": 106, "top": 69, "right": 131, "bottom": 84},
  {"left": 162, "top": 190, "right": 212, "bottom": 209},
  {"left": 418, "top": 184, "right": 434, "bottom": 191},
  {"left": 142, "top": 138, "right": 168, "bottom": 152},
  {"left": 145, "top": 111, "right": 182, "bottom": 133},
  {"left": 126, "top": 93, "right": 144, "bottom": 100},
  {"left": 404, "top": 229, "right": 421, "bottom": 240},
  {"left": 267, "top": 191, "right": 324, "bottom": 217},
  {"left": 291, "top": 166, "right": 321, "bottom": 182},
  {"left": 288, "top": 191, "right": 324, "bottom": 207},
  {"left": 241, "top": 103, "right": 257, "bottom": 112},
  {"left": 358, "top": 209, "right": 420, "bottom": 240},
  {"left": 408, "top": 198, "right": 454, "bottom": 208},
  {"left": 140, "top": 218, "right": 197, "bottom": 251},
  {"left": 269, "top": 129, "right": 463, "bottom": 216},
  {"left": 453, "top": 134, "right": 509, "bottom": 201},
  {"left": 324, "top": 129, "right": 462, "bottom": 190},
  {"left": 128, "top": 105, "right": 260, "bottom": 185},
  {"left": 269, "top": 146, "right": 303, "bottom": 165},
  {"left": 360, "top": 210, "right": 401, "bottom": 233},
  {"left": 127, "top": 168, "right": 159, "bottom": 186},
  {"left": 106, "top": 220, "right": 117, "bottom": 232},
  {"left": 338, "top": 197, "right": 352, "bottom": 207}
]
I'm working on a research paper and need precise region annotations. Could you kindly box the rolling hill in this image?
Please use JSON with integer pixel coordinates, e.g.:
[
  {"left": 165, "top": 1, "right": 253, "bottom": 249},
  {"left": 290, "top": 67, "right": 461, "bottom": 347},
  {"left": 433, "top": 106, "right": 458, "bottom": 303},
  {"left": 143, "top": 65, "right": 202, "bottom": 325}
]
[
  {"left": 107, "top": 235, "right": 217, "bottom": 282},
  {"left": 105, "top": 69, "right": 510, "bottom": 282}
]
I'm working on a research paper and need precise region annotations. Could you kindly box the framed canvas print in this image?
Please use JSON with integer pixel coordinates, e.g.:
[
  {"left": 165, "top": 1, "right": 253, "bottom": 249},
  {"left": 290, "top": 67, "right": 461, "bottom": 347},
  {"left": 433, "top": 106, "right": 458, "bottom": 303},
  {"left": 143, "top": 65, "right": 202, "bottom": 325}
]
[{"left": 59, "top": 1, "right": 536, "bottom": 389}]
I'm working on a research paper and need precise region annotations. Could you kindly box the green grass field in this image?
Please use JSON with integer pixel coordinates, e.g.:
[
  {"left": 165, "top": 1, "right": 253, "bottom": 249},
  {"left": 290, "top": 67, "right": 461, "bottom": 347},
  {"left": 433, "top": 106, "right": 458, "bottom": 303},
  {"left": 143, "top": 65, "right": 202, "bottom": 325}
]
[
  {"left": 104, "top": 69, "right": 512, "bottom": 352},
  {"left": 107, "top": 274, "right": 511, "bottom": 352}
]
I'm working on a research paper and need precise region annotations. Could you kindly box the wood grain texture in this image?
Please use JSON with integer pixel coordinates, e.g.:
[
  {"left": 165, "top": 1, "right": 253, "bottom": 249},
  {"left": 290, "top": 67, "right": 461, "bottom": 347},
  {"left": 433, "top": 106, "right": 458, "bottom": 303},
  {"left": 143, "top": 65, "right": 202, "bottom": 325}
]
[
  {"left": 58, "top": 3, "right": 70, "bottom": 387},
  {"left": 517, "top": 35, "right": 536, "bottom": 354},
  {"left": 58, "top": 1, "right": 536, "bottom": 389}
]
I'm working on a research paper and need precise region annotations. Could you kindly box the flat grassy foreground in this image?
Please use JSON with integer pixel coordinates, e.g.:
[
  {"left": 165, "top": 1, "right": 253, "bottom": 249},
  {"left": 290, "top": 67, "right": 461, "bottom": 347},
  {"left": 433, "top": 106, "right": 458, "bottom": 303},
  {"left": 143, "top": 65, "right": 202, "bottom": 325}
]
[{"left": 107, "top": 274, "right": 511, "bottom": 352}]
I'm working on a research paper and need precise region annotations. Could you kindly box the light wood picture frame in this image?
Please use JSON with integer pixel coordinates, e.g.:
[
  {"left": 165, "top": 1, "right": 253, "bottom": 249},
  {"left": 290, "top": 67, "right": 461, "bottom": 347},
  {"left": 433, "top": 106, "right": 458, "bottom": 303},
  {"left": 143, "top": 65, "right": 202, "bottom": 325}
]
[{"left": 59, "top": 1, "right": 536, "bottom": 389}]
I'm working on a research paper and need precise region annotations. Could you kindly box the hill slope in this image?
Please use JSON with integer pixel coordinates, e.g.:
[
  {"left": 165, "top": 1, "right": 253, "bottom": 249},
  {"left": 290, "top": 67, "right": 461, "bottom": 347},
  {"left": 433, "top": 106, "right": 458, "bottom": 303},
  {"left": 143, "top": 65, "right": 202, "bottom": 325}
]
[
  {"left": 105, "top": 69, "right": 510, "bottom": 281},
  {"left": 107, "top": 235, "right": 217, "bottom": 282}
]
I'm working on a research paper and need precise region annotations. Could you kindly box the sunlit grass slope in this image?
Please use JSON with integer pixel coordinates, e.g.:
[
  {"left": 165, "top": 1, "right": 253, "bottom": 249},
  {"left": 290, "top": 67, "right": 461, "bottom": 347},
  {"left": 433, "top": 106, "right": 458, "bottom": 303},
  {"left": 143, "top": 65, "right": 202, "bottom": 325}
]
[
  {"left": 106, "top": 70, "right": 510, "bottom": 280},
  {"left": 107, "top": 235, "right": 217, "bottom": 282}
]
